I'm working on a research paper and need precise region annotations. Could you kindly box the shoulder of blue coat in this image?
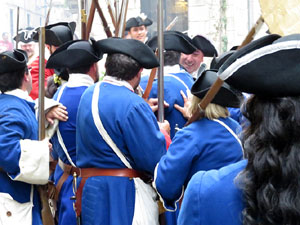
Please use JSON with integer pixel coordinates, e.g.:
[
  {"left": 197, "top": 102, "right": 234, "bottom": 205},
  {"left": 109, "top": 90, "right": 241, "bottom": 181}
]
[{"left": 192, "top": 160, "right": 246, "bottom": 195}]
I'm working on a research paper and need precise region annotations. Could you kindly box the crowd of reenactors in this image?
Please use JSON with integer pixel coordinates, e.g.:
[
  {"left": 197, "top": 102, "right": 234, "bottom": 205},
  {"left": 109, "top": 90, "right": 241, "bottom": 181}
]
[{"left": 1, "top": 12, "right": 300, "bottom": 225}]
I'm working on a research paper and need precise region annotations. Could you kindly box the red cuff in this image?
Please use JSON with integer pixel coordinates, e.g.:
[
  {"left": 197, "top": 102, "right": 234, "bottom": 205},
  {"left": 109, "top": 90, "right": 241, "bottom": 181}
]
[{"left": 160, "top": 129, "right": 172, "bottom": 150}]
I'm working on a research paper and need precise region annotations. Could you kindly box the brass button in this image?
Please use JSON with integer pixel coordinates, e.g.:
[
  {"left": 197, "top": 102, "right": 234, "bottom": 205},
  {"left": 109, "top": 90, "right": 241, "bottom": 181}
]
[{"left": 6, "top": 211, "right": 12, "bottom": 217}]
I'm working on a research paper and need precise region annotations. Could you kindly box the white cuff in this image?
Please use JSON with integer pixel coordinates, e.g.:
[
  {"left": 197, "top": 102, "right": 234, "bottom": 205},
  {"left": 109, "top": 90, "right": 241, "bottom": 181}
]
[
  {"left": 152, "top": 163, "right": 184, "bottom": 212},
  {"left": 11, "top": 139, "right": 49, "bottom": 184}
]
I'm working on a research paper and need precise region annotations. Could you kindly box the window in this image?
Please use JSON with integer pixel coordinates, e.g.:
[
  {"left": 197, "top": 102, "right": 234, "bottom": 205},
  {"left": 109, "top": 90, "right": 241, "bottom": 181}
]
[{"left": 141, "top": 0, "right": 188, "bottom": 37}]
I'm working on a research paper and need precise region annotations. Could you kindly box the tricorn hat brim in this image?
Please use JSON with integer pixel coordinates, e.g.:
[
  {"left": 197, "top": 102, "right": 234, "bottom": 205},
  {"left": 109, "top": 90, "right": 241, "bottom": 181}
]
[
  {"left": 95, "top": 38, "right": 159, "bottom": 69},
  {"left": 46, "top": 40, "right": 102, "bottom": 69},
  {"left": 125, "top": 17, "right": 153, "bottom": 31},
  {"left": 210, "top": 50, "right": 236, "bottom": 71},
  {"left": 191, "top": 70, "right": 243, "bottom": 108},
  {"left": 0, "top": 49, "right": 27, "bottom": 74},
  {"left": 33, "top": 22, "right": 76, "bottom": 46},
  {"left": 14, "top": 27, "right": 36, "bottom": 43},
  {"left": 192, "top": 35, "right": 218, "bottom": 57},
  {"left": 146, "top": 31, "right": 197, "bottom": 54},
  {"left": 218, "top": 34, "right": 300, "bottom": 97}
]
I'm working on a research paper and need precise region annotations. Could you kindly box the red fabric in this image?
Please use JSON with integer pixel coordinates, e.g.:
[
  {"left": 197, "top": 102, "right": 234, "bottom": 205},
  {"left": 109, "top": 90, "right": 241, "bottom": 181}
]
[
  {"left": 160, "top": 129, "right": 172, "bottom": 150},
  {"left": 0, "top": 40, "right": 13, "bottom": 52},
  {"left": 29, "top": 56, "right": 54, "bottom": 100}
]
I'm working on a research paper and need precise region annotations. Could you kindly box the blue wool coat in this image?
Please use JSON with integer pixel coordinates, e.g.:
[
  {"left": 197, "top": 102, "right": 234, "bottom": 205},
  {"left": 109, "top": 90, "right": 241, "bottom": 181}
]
[
  {"left": 76, "top": 78, "right": 166, "bottom": 225},
  {"left": 51, "top": 74, "right": 95, "bottom": 225},
  {"left": 140, "top": 65, "right": 194, "bottom": 138},
  {"left": 0, "top": 91, "right": 44, "bottom": 225},
  {"left": 178, "top": 160, "right": 247, "bottom": 225},
  {"left": 155, "top": 117, "right": 243, "bottom": 225}
]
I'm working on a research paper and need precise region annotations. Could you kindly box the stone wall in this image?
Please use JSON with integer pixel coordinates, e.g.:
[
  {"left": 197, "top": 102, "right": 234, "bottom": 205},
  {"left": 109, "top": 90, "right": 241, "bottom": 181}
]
[{"left": 188, "top": 0, "right": 262, "bottom": 55}]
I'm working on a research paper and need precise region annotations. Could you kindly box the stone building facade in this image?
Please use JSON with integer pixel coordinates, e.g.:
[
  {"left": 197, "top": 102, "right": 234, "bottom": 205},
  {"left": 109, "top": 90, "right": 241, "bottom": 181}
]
[{"left": 0, "top": 0, "right": 264, "bottom": 56}]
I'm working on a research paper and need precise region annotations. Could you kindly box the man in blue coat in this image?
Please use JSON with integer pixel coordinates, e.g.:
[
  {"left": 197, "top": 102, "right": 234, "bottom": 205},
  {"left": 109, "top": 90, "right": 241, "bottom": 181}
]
[
  {"left": 141, "top": 31, "right": 196, "bottom": 138},
  {"left": 75, "top": 38, "right": 168, "bottom": 225},
  {"left": 46, "top": 40, "right": 103, "bottom": 225},
  {"left": 0, "top": 49, "right": 68, "bottom": 225}
]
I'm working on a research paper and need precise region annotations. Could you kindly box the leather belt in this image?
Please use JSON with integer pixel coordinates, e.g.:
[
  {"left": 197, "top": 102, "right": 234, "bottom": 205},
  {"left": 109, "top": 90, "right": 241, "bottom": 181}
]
[
  {"left": 55, "top": 159, "right": 80, "bottom": 200},
  {"left": 75, "top": 167, "right": 142, "bottom": 217},
  {"left": 80, "top": 167, "right": 142, "bottom": 178}
]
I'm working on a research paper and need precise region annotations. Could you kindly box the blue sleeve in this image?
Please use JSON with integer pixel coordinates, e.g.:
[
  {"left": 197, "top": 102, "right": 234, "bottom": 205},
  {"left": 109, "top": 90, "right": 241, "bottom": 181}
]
[
  {"left": 123, "top": 101, "right": 166, "bottom": 174},
  {"left": 0, "top": 107, "right": 25, "bottom": 175},
  {"left": 155, "top": 128, "right": 199, "bottom": 209},
  {"left": 178, "top": 171, "right": 205, "bottom": 225}
]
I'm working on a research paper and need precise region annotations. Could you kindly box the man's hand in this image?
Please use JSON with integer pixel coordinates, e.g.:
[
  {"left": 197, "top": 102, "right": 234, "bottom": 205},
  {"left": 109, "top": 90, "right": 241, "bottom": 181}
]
[
  {"left": 47, "top": 140, "right": 53, "bottom": 151},
  {"left": 174, "top": 90, "right": 191, "bottom": 119},
  {"left": 147, "top": 98, "right": 169, "bottom": 112},
  {"left": 46, "top": 105, "right": 68, "bottom": 124},
  {"left": 158, "top": 120, "right": 170, "bottom": 136}
]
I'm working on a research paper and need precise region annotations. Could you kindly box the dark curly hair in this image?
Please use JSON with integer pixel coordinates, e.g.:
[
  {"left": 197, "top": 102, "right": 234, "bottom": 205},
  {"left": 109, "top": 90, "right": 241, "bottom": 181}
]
[
  {"left": 105, "top": 53, "right": 141, "bottom": 81},
  {"left": 240, "top": 95, "right": 300, "bottom": 225},
  {"left": 164, "top": 50, "right": 181, "bottom": 66},
  {"left": 0, "top": 67, "right": 28, "bottom": 93}
]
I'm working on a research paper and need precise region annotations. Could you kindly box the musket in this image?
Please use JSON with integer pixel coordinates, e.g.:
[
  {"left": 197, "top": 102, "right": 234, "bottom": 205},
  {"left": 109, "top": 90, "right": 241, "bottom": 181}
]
[
  {"left": 86, "top": 0, "right": 96, "bottom": 40},
  {"left": 116, "top": 0, "right": 129, "bottom": 38},
  {"left": 15, "top": 7, "right": 20, "bottom": 48},
  {"left": 38, "top": 27, "right": 46, "bottom": 143},
  {"left": 142, "top": 51, "right": 158, "bottom": 101},
  {"left": 114, "top": 0, "right": 120, "bottom": 28},
  {"left": 37, "top": 27, "right": 55, "bottom": 225},
  {"left": 106, "top": 0, "right": 116, "bottom": 29},
  {"left": 237, "top": 15, "right": 264, "bottom": 50},
  {"left": 157, "top": 0, "right": 164, "bottom": 122},
  {"left": 93, "top": 0, "right": 113, "bottom": 37},
  {"left": 80, "top": 0, "right": 87, "bottom": 40},
  {"left": 185, "top": 15, "right": 265, "bottom": 126},
  {"left": 165, "top": 16, "right": 178, "bottom": 31},
  {"left": 44, "top": 0, "right": 53, "bottom": 26}
]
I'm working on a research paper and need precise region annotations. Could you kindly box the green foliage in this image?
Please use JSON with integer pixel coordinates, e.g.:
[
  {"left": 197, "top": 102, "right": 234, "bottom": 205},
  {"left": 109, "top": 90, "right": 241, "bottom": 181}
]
[{"left": 220, "top": 0, "right": 228, "bottom": 52}]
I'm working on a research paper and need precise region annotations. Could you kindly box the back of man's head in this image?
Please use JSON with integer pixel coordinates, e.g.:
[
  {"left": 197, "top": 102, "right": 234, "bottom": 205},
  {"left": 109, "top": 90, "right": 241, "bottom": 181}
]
[
  {"left": 164, "top": 50, "right": 181, "bottom": 66},
  {"left": 105, "top": 54, "right": 141, "bottom": 81},
  {"left": 0, "top": 50, "right": 28, "bottom": 93}
]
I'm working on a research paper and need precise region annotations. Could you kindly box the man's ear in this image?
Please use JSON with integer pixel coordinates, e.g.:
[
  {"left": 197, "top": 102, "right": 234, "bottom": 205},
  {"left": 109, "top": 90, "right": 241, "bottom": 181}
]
[
  {"left": 137, "top": 68, "right": 143, "bottom": 76},
  {"left": 24, "top": 71, "right": 30, "bottom": 82}
]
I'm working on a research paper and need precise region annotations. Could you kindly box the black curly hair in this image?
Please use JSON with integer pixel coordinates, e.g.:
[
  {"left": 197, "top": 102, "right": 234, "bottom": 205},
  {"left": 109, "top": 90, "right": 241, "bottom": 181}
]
[
  {"left": 0, "top": 67, "right": 28, "bottom": 93},
  {"left": 240, "top": 95, "right": 300, "bottom": 225}
]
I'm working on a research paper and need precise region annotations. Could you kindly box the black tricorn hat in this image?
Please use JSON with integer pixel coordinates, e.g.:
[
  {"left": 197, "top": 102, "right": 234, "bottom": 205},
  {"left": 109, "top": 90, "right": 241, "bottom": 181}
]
[
  {"left": 210, "top": 50, "right": 236, "bottom": 70},
  {"left": 146, "top": 31, "right": 197, "bottom": 54},
  {"left": 125, "top": 14, "right": 153, "bottom": 31},
  {"left": 192, "top": 35, "right": 218, "bottom": 57},
  {"left": 46, "top": 40, "right": 102, "bottom": 69},
  {"left": 217, "top": 34, "right": 300, "bottom": 97},
  {"left": 191, "top": 69, "right": 243, "bottom": 108},
  {"left": 14, "top": 27, "right": 36, "bottom": 43},
  {"left": 94, "top": 38, "right": 159, "bottom": 69},
  {"left": 33, "top": 22, "right": 76, "bottom": 46},
  {"left": 0, "top": 49, "right": 28, "bottom": 74}
]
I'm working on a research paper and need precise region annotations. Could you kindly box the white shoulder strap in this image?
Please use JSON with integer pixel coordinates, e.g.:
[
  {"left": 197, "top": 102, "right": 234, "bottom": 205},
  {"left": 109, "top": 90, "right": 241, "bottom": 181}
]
[
  {"left": 165, "top": 74, "right": 189, "bottom": 92},
  {"left": 213, "top": 119, "right": 243, "bottom": 148},
  {"left": 56, "top": 84, "right": 76, "bottom": 167},
  {"left": 91, "top": 82, "right": 132, "bottom": 169}
]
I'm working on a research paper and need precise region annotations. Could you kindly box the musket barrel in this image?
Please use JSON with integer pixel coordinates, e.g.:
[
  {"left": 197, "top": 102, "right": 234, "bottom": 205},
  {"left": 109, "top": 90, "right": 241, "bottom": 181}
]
[
  {"left": 38, "top": 27, "right": 46, "bottom": 141},
  {"left": 157, "top": 0, "right": 164, "bottom": 122},
  {"left": 80, "top": 0, "right": 87, "bottom": 40},
  {"left": 16, "top": 7, "right": 20, "bottom": 48},
  {"left": 115, "top": 0, "right": 120, "bottom": 25},
  {"left": 116, "top": 0, "right": 129, "bottom": 37}
]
